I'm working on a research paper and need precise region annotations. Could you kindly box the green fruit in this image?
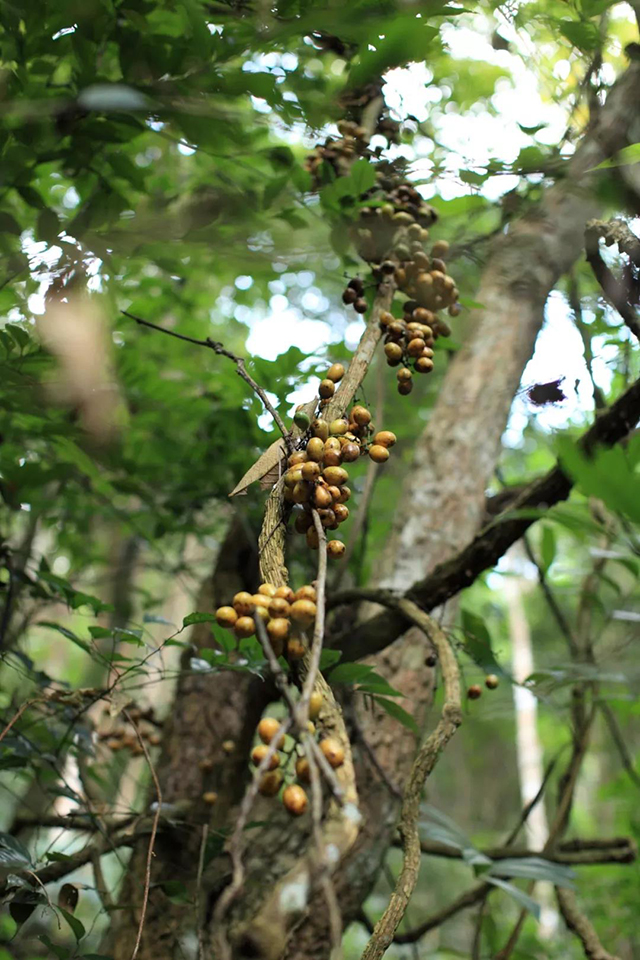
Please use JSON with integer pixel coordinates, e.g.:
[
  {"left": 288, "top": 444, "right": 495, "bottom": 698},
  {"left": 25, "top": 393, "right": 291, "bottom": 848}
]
[{"left": 294, "top": 410, "right": 311, "bottom": 430}]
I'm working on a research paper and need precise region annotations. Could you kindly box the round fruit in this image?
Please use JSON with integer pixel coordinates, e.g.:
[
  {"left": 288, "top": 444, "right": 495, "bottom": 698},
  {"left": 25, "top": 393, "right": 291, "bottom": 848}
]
[
  {"left": 301, "top": 461, "right": 321, "bottom": 481},
  {"left": 407, "top": 338, "right": 426, "bottom": 357},
  {"left": 337, "top": 485, "right": 351, "bottom": 503},
  {"left": 306, "top": 437, "right": 325, "bottom": 462},
  {"left": 306, "top": 526, "right": 319, "bottom": 550},
  {"left": 283, "top": 783, "right": 308, "bottom": 816},
  {"left": 327, "top": 540, "right": 346, "bottom": 558},
  {"left": 449, "top": 303, "right": 462, "bottom": 317},
  {"left": 318, "top": 508, "right": 336, "bottom": 528},
  {"left": 288, "top": 451, "right": 308, "bottom": 467},
  {"left": 275, "top": 585, "right": 295, "bottom": 602},
  {"left": 258, "top": 717, "right": 285, "bottom": 746},
  {"left": 397, "top": 367, "right": 413, "bottom": 383},
  {"left": 384, "top": 342, "right": 403, "bottom": 364},
  {"left": 485, "top": 674, "right": 499, "bottom": 690},
  {"left": 234, "top": 616, "right": 255, "bottom": 639},
  {"left": 319, "top": 379, "right": 335, "bottom": 399},
  {"left": 374, "top": 431, "right": 397, "bottom": 448},
  {"left": 309, "top": 691, "right": 323, "bottom": 720},
  {"left": 379, "top": 311, "right": 394, "bottom": 327},
  {"left": 415, "top": 356, "right": 434, "bottom": 374},
  {"left": 199, "top": 758, "right": 214, "bottom": 772},
  {"left": 324, "top": 436, "right": 341, "bottom": 453},
  {"left": 330, "top": 418, "right": 349, "bottom": 436},
  {"left": 294, "top": 511, "right": 313, "bottom": 534},
  {"left": 369, "top": 444, "right": 390, "bottom": 464},
  {"left": 320, "top": 738, "right": 345, "bottom": 768},
  {"left": 295, "top": 756, "right": 311, "bottom": 783},
  {"left": 284, "top": 467, "right": 302, "bottom": 487},
  {"left": 334, "top": 503, "right": 349, "bottom": 523},
  {"left": 323, "top": 466, "right": 349, "bottom": 486},
  {"left": 203, "top": 791, "right": 218, "bottom": 805},
  {"left": 351, "top": 405, "right": 371, "bottom": 426},
  {"left": 313, "top": 485, "right": 333, "bottom": 509},
  {"left": 398, "top": 380, "right": 413, "bottom": 396},
  {"left": 222, "top": 740, "right": 235, "bottom": 754},
  {"left": 267, "top": 618, "right": 290, "bottom": 643},
  {"left": 327, "top": 485, "right": 342, "bottom": 501},
  {"left": 467, "top": 684, "right": 482, "bottom": 700},
  {"left": 251, "top": 744, "right": 280, "bottom": 769},
  {"left": 295, "top": 585, "right": 317, "bottom": 602},
  {"left": 258, "top": 770, "right": 283, "bottom": 797},
  {"left": 342, "top": 287, "right": 357, "bottom": 305},
  {"left": 287, "top": 638, "right": 306, "bottom": 660},
  {"left": 327, "top": 363, "right": 345, "bottom": 383},
  {"left": 341, "top": 442, "right": 360, "bottom": 463},
  {"left": 353, "top": 298, "right": 368, "bottom": 314},
  {"left": 251, "top": 596, "right": 270, "bottom": 621},
  {"left": 233, "top": 591, "right": 254, "bottom": 616},
  {"left": 290, "top": 599, "right": 317, "bottom": 626},
  {"left": 323, "top": 448, "right": 342, "bottom": 467},
  {"left": 216, "top": 606, "right": 238, "bottom": 629},
  {"left": 311, "top": 419, "right": 329, "bottom": 442},
  {"left": 269, "top": 597, "right": 291, "bottom": 618},
  {"left": 293, "top": 409, "right": 311, "bottom": 430},
  {"left": 431, "top": 240, "right": 450, "bottom": 258}
]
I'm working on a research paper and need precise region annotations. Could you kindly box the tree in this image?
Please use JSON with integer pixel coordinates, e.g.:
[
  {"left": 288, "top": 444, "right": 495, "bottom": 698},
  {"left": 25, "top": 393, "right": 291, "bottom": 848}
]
[{"left": 1, "top": 3, "right": 640, "bottom": 960}]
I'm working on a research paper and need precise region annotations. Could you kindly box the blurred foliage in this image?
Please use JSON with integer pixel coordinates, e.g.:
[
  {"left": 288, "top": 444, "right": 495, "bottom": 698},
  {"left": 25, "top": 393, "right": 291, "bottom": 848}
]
[{"left": 1, "top": 0, "right": 640, "bottom": 958}]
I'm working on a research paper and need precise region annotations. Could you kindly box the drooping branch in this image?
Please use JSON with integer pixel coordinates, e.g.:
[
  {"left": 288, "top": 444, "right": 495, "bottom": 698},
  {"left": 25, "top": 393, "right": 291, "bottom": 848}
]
[
  {"left": 360, "top": 600, "right": 462, "bottom": 960},
  {"left": 585, "top": 218, "right": 640, "bottom": 342},
  {"left": 332, "top": 375, "right": 640, "bottom": 661}
]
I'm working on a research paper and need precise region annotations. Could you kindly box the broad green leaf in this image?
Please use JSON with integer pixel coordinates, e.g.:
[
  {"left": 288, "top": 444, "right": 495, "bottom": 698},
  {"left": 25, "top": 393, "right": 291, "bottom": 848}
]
[
  {"left": 590, "top": 143, "right": 640, "bottom": 171},
  {"left": 38, "top": 621, "right": 93, "bottom": 655},
  {"left": 490, "top": 857, "right": 575, "bottom": 887},
  {"left": 485, "top": 876, "right": 541, "bottom": 919},
  {"left": 556, "top": 438, "right": 640, "bottom": 523},
  {"left": 540, "top": 525, "right": 556, "bottom": 574},
  {"left": 183, "top": 612, "right": 217, "bottom": 627},
  {"left": 0, "top": 834, "right": 33, "bottom": 875},
  {"left": 460, "top": 609, "right": 500, "bottom": 671},
  {"left": 371, "top": 696, "right": 419, "bottom": 734},
  {"left": 59, "top": 907, "right": 85, "bottom": 942}
]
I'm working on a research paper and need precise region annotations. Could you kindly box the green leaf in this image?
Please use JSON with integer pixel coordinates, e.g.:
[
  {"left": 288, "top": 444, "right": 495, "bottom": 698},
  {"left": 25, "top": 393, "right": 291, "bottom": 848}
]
[
  {"left": 371, "top": 696, "right": 419, "bottom": 734},
  {"left": 59, "top": 907, "right": 85, "bottom": 942},
  {"left": 329, "top": 663, "right": 375, "bottom": 684},
  {"left": 349, "top": 17, "right": 438, "bottom": 86},
  {"left": 540, "top": 525, "right": 556, "bottom": 573},
  {"left": 37, "top": 621, "right": 93, "bottom": 655},
  {"left": 460, "top": 609, "right": 499, "bottom": 671},
  {"left": 591, "top": 142, "right": 640, "bottom": 171},
  {"left": 349, "top": 159, "right": 376, "bottom": 195},
  {"left": 485, "top": 876, "right": 541, "bottom": 919},
  {"left": 559, "top": 19, "right": 600, "bottom": 52},
  {"left": 39, "top": 935, "right": 70, "bottom": 960},
  {"left": 490, "top": 857, "right": 575, "bottom": 887},
  {"left": 183, "top": 612, "right": 217, "bottom": 627},
  {"left": 37, "top": 208, "right": 60, "bottom": 243},
  {"left": 419, "top": 805, "right": 490, "bottom": 864},
  {"left": 0, "top": 211, "right": 22, "bottom": 235},
  {"left": 0, "top": 833, "right": 34, "bottom": 874},
  {"left": 556, "top": 438, "right": 640, "bottom": 523},
  {"left": 156, "top": 880, "right": 192, "bottom": 905},
  {"left": 320, "top": 649, "right": 342, "bottom": 670}
]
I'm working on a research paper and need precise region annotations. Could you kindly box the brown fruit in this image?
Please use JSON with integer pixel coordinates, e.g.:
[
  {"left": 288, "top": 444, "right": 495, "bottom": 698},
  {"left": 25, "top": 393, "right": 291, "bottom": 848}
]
[
  {"left": 251, "top": 745, "right": 280, "bottom": 770},
  {"left": 421, "top": 346, "right": 434, "bottom": 358},
  {"left": 215, "top": 606, "right": 238, "bottom": 629},
  {"left": 107, "top": 738, "right": 123, "bottom": 751},
  {"left": 251, "top": 596, "right": 270, "bottom": 621},
  {"left": 293, "top": 481, "right": 311, "bottom": 503},
  {"left": 341, "top": 442, "right": 360, "bottom": 463},
  {"left": 318, "top": 508, "right": 336, "bottom": 528},
  {"left": 275, "top": 585, "right": 295, "bottom": 602},
  {"left": 258, "top": 717, "right": 285, "bottom": 746},
  {"left": 222, "top": 740, "right": 235, "bottom": 754},
  {"left": 288, "top": 451, "right": 308, "bottom": 467},
  {"left": 324, "top": 436, "right": 341, "bottom": 454},
  {"left": 353, "top": 298, "right": 368, "bottom": 314},
  {"left": 373, "top": 430, "right": 397, "bottom": 448},
  {"left": 301, "top": 461, "right": 321, "bottom": 481},
  {"left": 407, "top": 338, "right": 426, "bottom": 357},
  {"left": 398, "top": 380, "right": 414, "bottom": 396},
  {"left": 397, "top": 367, "right": 413, "bottom": 383},
  {"left": 267, "top": 618, "right": 290, "bottom": 643},
  {"left": 449, "top": 302, "right": 462, "bottom": 317},
  {"left": 295, "top": 584, "right": 317, "bottom": 602},
  {"left": 379, "top": 311, "right": 394, "bottom": 327},
  {"left": 199, "top": 758, "right": 214, "bottom": 772},
  {"left": 319, "top": 379, "right": 335, "bottom": 399},
  {"left": 295, "top": 756, "right": 311, "bottom": 783},
  {"left": 327, "top": 363, "right": 345, "bottom": 383},
  {"left": 149, "top": 733, "right": 162, "bottom": 746},
  {"left": 348, "top": 277, "right": 364, "bottom": 293},
  {"left": 467, "top": 684, "right": 483, "bottom": 700},
  {"left": 342, "top": 287, "right": 357, "bottom": 305},
  {"left": 351, "top": 405, "right": 371, "bottom": 426},
  {"left": 415, "top": 356, "right": 434, "bottom": 374},
  {"left": 309, "top": 691, "right": 323, "bottom": 720},
  {"left": 369, "top": 444, "right": 390, "bottom": 464},
  {"left": 284, "top": 466, "right": 303, "bottom": 487},
  {"left": 306, "top": 526, "right": 320, "bottom": 550},
  {"left": 334, "top": 503, "right": 349, "bottom": 523},
  {"left": 283, "top": 783, "right": 308, "bottom": 816},
  {"left": 337, "top": 485, "right": 351, "bottom": 503},
  {"left": 385, "top": 342, "right": 403, "bottom": 364},
  {"left": 234, "top": 616, "right": 255, "bottom": 639},
  {"left": 320, "top": 737, "right": 345, "bottom": 768},
  {"left": 431, "top": 240, "right": 450, "bottom": 258},
  {"left": 311, "top": 419, "right": 329, "bottom": 442},
  {"left": 313, "top": 485, "right": 333, "bottom": 509},
  {"left": 269, "top": 596, "right": 291, "bottom": 618},
  {"left": 233, "top": 591, "right": 254, "bottom": 616},
  {"left": 485, "top": 674, "right": 499, "bottom": 690},
  {"left": 323, "top": 466, "right": 349, "bottom": 486},
  {"left": 258, "top": 583, "right": 277, "bottom": 597},
  {"left": 287, "top": 638, "right": 306, "bottom": 660},
  {"left": 330, "top": 418, "right": 349, "bottom": 436},
  {"left": 294, "top": 511, "right": 313, "bottom": 534},
  {"left": 413, "top": 307, "right": 434, "bottom": 323},
  {"left": 202, "top": 791, "right": 218, "bottom": 805},
  {"left": 290, "top": 598, "right": 317, "bottom": 626},
  {"left": 323, "top": 448, "right": 342, "bottom": 467},
  {"left": 327, "top": 485, "right": 342, "bottom": 502},
  {"left": 388, "top": 320, "right": 405, "bottom": 339},
  {"left": 258, "top": 770, "right": 283, "bottom": 796},
  {"left": 327, "top": 540, "right": 346, "bottom": 558}
]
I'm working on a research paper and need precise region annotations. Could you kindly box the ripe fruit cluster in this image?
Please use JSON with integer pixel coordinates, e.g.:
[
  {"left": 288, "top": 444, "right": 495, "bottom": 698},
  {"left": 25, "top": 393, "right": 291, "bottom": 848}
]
[
  {"left": 305, "top": 119, "right": 371, "bottom": 182},
  {"left": 467, "top": 674, "right": 500, "bottom": 700},
  {"left": 286, "top": 382, "right": 396, "bottom": 554},
  {"left": 215, "top": 582, "right": 318, "bottom": 660},
  {"left": 99, "top": 703, "right": 160, "bottom": 754},
  {"left": 253, "top": 700, "right": 346, "bottom": 817}
]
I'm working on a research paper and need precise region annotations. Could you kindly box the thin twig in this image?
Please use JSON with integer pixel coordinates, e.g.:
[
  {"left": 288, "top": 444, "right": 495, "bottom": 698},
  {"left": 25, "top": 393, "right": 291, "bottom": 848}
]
[
  {"left": 122, "top": 310, "right": 293, "bottom": 449},
  {"left": 585, "top": 219, "right": 640, "bottom": 342},
  {"left": 599, "top": 700, "right": 640, "bottom": 789},
  {"left": 196, "top": 824, "right": 209, "bottom": 960},
  {"left": 0, "top": 698, "right": 40, "bottom": 744},
  {"left": 556, "top": 887, "right": 620, "bottom": 960},
  {"left": 360, "top": 599, "right": 462, "bottom": 960},
  {"left": 297, "top": 510, "right": 327, "bottom": 726},
  {"left": 123, "top": 709, "right": 163, "bottom": 960},
  {"left": 91, "top": 849, "right": 115, "bottom": 911}
]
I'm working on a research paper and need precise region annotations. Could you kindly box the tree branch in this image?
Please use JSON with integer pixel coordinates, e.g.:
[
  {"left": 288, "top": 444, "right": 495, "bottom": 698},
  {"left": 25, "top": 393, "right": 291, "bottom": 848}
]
[
  {"left": 408, "top": 836, "right": 637, "bottom": 865},
  {"left": 556, "top": 887, "right": 620, "bottom": 960},
  {"left": 332, "top": 375, "right": 640, "bottom": 661},
  {"left": 585, "top": 219, "right": 640, "bottom": 341}
]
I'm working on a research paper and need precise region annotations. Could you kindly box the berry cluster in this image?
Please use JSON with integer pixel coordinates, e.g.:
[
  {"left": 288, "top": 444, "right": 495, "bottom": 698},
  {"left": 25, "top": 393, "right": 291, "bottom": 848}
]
[
  {"left": 380, "top": 304, "right": 437, "bottom": 395},
  {"left": 99, "top": 703, "right": 160, "bottom": 754},
  {"left": 253, "top": 705, "right": 345, "bottom": 817},
  {"left": 286, "top": 374, "right": 396, "bottom": 554},
  {"left": 215, "top": 582, "right": 317, "bottom": 660},
  {"left": 305, "top": 119, "right": 371, "bottom": 182},
  {"left": 467, "top": 674, "right": 500, "bottom": 700}
]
